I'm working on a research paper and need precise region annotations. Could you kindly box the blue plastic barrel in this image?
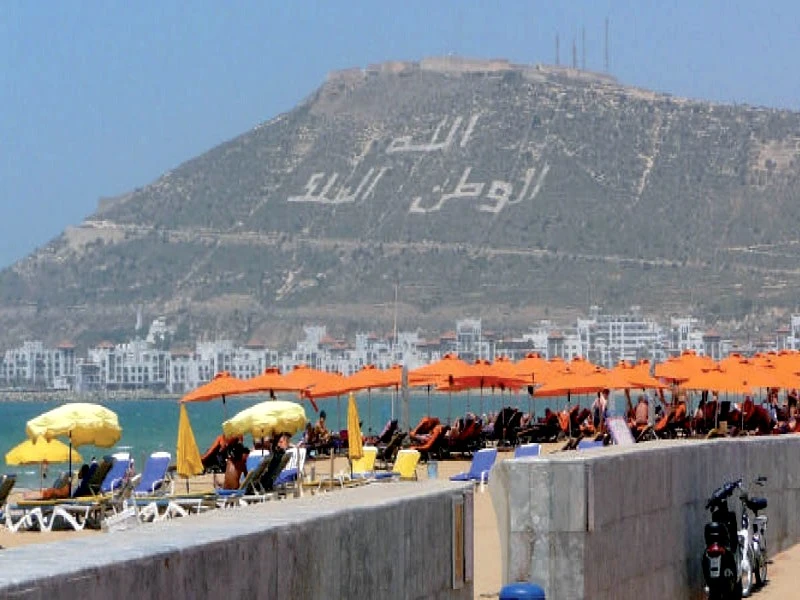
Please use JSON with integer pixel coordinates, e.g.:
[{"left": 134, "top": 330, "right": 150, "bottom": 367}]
[{"left": 499, "top": 582, "right": 546, "bottom": 600}]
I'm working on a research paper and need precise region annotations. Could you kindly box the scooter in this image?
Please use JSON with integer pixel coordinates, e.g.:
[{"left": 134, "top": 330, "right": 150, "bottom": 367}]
[
  {"left": 738, "top": 476, "right": 769, "bottom": 594},
  {"left": 701, "top": 478, "right": 743, "bottom": 599},
  {"left": 701, "top": 476, "right": 768, "bottom": 599}
]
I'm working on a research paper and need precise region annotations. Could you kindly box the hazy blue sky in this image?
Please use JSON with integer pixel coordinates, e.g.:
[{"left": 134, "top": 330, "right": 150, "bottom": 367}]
[{"left": 2, "top": 1, "right": 798, "bottom": 267}]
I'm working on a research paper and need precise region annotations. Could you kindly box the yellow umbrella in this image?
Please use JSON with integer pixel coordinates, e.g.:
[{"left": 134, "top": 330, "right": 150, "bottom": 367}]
[
  {"left": 26, "top": 403, "right": 122, "bottom": 447},
  {"left": 222, "top": 400, "right": 307, "bottom": 440},
  {"left": 6, "top": 438, "right": 82, "bottom": 466},
  {"left": 347, "top": 392, "right": 363, "bottom": 461},
  {"left": 26, "top": 402, "right": 122, "bottom": 496},
  {"left": 6, "top": 438, "right": 83, "bottom": 492},
  {"left": 176, "top": 404, "right": 203, "bottom": 485}
]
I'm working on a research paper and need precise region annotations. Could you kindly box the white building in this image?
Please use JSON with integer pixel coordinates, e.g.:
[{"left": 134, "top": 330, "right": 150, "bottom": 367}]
[
  {"left": 87, "top": 339, "right": 170, "bottom": 391},
  {"left": 0, "top": 340, "right": 75, "bottom": 389},
  {"left": 576, "top": 306, "right": 663, "bottom": 367}
]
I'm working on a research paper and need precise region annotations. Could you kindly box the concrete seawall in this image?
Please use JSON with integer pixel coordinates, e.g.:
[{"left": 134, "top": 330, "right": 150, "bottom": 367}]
[
  {"left": 491, "top": 436, "right": 800, "bottom": 600},
  {"left": 0, "top": 481, "right": 473, "bottom": 600}
]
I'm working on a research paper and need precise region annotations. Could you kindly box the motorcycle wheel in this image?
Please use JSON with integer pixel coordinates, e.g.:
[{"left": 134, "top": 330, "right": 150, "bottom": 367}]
[
  {"left": 755, "top": 547, "right": 767, "bottom": 586},
  {"left": 740, "top": 548, "right": 755, "bottom": 597}
]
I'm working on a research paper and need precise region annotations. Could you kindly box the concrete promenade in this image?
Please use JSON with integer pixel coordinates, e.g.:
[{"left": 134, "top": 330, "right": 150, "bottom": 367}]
[
  {"left": 0, "top": 480, "right": 473, "bottom": 600},
  {"left": 491, "top": 436, "right": 800, "bottom": 600}
]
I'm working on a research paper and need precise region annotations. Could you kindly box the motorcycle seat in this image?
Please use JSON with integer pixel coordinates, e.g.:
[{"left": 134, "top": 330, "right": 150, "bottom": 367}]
[{"left": 746, "top": 497, "right": 767, "bottom": 512}]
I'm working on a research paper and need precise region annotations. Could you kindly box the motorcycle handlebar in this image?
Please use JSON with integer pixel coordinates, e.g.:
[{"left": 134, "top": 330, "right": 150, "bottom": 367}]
[{"left": 706, "top": 478, "right": 742, "bottom": 509}]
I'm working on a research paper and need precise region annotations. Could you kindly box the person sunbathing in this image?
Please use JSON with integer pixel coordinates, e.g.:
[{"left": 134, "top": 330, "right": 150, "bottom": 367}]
[{"left": 24, "top": 469, "right": 76, "bottom": 501}]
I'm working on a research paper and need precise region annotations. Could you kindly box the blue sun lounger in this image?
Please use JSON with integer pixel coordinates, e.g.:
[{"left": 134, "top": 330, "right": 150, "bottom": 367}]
[
  {"left": 449, "top": 448, "right": 497, "bottom": 488},
  {"left": 133, "top": 452, "right": 172, "bottom": 495},
  {"left": 101, "top": 457, "right": 131, "bottom": 494},
  {"left": 577, "top": 439, "right": 605, "bottom": 450},
  {"left": 513, "top": 443, "right": 541, "bottom": 458}
]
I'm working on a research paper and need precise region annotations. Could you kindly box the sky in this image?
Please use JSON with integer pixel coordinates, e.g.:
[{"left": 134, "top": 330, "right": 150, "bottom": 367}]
[{"left": 2, "top": 1, "right": 799, "bottom": 268}]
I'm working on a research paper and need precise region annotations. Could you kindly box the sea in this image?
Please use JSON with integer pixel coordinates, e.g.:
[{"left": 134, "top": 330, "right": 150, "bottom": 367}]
[{"left": 0, "top": 389, "right": 596, "bottom": 490}]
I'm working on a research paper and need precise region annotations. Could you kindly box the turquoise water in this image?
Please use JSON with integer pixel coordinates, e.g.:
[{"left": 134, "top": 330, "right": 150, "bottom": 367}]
[{"left": 0, "top": 389, "right": 585, "bottom": 490}]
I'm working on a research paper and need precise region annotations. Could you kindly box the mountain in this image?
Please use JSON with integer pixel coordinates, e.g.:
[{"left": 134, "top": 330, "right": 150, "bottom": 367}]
[{"left": 4, "top": 56, "right": 800, "bottom": 349}]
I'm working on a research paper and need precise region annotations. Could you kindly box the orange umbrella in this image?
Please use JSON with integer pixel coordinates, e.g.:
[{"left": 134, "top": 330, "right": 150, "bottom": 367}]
[
  {"left": 409, "top": 353, "right": 472, "bottom": 386},
  {"left": 725, "top": 359, "right": 798, "bottom": 391},
  {"left": 535, "top": 367, "right": 610, "bottom": 397},
  {"left": 680, "top": 368, "right": 754, "bottom": 395},
  {"left": 239, "top": 366, "right": 291, "bottom": 395},
  {"left": 273, "top": 364, "right": 344, "bottom": 415},
  {"left": 655, "top": 350, "right": 714, "bottom": 382},
  {"left": 534, "top": 367, "right": 610, "bottom": 438},
  {"left": 410, "top": 354, "right": 474, "bottom": 421},
  {"left": 513, "top": 352, "right": 553, "bottom": 385},
  {"left": 280, "top": 364, "right": 344, "bottom": 393},
  {"left": 181, "top": 371, "right": 248, "bottom": 403},
  {"left": 310, "top": 364, "right": 405, "bottom": 434},
  {"left": 609, "top": 361, "right": 666, "bottom": 390},
  {"left": 567, "top": 356, "right": 599, "bottom": 375},
  {"left": 446, "top": 358, "right": 529, "bottom": 416}
]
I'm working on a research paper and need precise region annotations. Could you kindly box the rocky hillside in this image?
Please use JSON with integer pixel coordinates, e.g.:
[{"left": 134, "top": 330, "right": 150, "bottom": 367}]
[{"left": 4, "top": 56, "right": 800, "bottom": 348}]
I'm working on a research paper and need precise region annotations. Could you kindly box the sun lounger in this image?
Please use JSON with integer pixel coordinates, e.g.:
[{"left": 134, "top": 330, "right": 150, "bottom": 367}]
[
  {"left": 133, "top": 452, "right": 172, "bottom": 495},
  {"left": 215, "top": 455, "right": 273, "bottom": 505},
  {"left": 450, "top": 448, "right": 497, "bottom": 490},
  {"left": 576, "top": 439, "right": 605, "bottom": 450},
  {"left": 412, "top": 425, "right": 446, "bottom": 462},
  {"left": 350, "top": 446, "right": 378, "bottom": 479},
  {"left": 271, "top": 447, "right": 307, "bottom": 493},
  {"left": 0, "top": 473, "right": 16, "bottom": 512},
  {"left": 79, "top": 457, "right": 114, "bottom": 497},
  {"left": 373, "top": 449, "right": 421, "bottom": 481},
  {"left": 513, "top": 443, "right": 541, "bottom": 458},
  {"left": 100, "top": 457, "right": 131, "bottom": 494}
]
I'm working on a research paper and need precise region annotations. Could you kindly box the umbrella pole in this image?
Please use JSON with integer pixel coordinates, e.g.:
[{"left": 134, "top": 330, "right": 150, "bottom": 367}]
[
  {"left": 568, "top": 392, "right": 572, "bottom": 439},
  {"left": 368, "top": 389, "right": 372, "bottom": 436},
  {"left": 68, "top": 431, "right": 73, "bottom": 497},
  {"left": 447, "top": 390, "right": 451, "bottom": 424},
  {"left": 428, "top": 385, "right": 432, "bottom": 419}
]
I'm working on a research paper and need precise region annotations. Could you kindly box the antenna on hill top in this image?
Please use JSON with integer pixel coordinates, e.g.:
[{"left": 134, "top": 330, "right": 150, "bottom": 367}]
[
  {"left": 605, "top": 17, "right": 610, "bottom": 72},
  {"left": 582, "top": 26, "right": 586, "bottom": 70},
  {"left": 555, "top": 33, "right": 560, "bottom": 65},
  {"left": 572, "top": 36, "right": 577, "bottom": 69}
]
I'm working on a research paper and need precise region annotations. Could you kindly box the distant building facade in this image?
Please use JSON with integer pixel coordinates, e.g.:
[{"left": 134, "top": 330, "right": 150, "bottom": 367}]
[{"left": 0, "top": 312, "right": 792, "bottom": 392}]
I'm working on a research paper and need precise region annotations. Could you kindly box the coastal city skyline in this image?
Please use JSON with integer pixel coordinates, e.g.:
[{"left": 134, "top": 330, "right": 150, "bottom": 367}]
[{"left": 5, "top": 307, "right": 800, "bottom": 395}]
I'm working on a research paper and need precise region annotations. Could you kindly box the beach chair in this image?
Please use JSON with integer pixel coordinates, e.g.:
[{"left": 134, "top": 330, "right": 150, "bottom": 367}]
[
  {"left": 576, "top": 439, "right": 605, "bottom": 450},
  {"left": 100, "top": 456, "right": 131, "bottom": 494},
  {"left": 350, "top": 446, "right": 379, "bottom": 479},
  {"left": 133, "top": 452, "right": 172, "bottom": 495},
  {"left": 450, "top": 448, "right": 497, "bottom": 490},
  {"left": 412, "top": 425, "right": 446, "bottom": 462},
  {"left": 3, "top": 477, "right": 50, "bottom": 533},
  {"left": 377, "top": 432, "right": 405, "bottom": 470},
  {"left": 513, "top": 443, "right": 541, "bottom": 459},
  {"left": 81, "top": 457, "right": 114, "bottom": 497},
  {"left": 272, "top": 447, "right": 305, "bottom": 495},
  {"left": 0, "top": 474, "right": 16, "bottom": 509},
  {"left": 246, "top": 451, "right": 268, "bottom": 473},
  {"left": 216, "top": 455, "right": 272, "bottom": 505},
  {"left": 374, "top": 449, "right": 421, "bottom": 481}
]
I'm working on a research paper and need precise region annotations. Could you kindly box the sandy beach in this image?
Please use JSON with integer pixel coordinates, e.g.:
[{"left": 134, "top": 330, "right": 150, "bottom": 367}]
[{"left": 1, "top": 445, "right": 796, "bottom": 599}]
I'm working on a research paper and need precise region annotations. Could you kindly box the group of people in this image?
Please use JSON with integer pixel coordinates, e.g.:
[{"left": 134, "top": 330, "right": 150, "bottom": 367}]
[{"left": 220, "top": 432, "right": 293, "bottom": 492}]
